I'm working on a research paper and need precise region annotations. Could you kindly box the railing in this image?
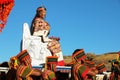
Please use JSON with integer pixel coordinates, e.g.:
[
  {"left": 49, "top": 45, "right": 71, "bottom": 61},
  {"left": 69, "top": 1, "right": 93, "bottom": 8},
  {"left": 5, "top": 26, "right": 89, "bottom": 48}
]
[
  {"left": 33, "top": 65, "right": 71, "bottom": 73},
  {"left": 0, "top": 67, "right": 9, "bottom": 73},
  {"left": 0, "top": 66, "right": 111, "bottom": 80},
  {"left": 0, "top": 65, "right": 71, "bottom": 73}
]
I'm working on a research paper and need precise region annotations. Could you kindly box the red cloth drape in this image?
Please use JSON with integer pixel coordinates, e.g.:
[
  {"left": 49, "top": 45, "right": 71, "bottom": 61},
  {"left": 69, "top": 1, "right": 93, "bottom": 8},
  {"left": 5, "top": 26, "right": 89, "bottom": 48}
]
[{"left": 0, "top": 0, "right": 14, "bottom": 32}]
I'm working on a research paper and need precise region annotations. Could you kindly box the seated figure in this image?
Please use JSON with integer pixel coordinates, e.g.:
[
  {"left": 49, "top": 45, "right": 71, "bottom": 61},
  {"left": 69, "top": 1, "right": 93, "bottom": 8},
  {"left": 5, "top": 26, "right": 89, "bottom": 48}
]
[{"left": 22, "top": 6, "right": 64, "bottom": 66}]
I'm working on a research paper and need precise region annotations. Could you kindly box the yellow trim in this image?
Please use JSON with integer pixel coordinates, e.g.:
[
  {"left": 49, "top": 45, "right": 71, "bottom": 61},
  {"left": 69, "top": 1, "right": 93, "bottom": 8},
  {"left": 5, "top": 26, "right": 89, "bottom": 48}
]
[
  {"left": 44, "top": 57, "right": 48, "bottom": 71},
  {"left": 26, "top": 69, "right": 33, "bottom": 78}
]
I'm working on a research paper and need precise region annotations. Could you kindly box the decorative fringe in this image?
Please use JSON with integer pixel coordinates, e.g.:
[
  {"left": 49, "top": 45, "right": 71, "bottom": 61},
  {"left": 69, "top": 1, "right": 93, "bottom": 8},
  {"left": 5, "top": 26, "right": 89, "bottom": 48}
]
[{"left": 0, "top": 0, "right": 14, "bottom": 32}]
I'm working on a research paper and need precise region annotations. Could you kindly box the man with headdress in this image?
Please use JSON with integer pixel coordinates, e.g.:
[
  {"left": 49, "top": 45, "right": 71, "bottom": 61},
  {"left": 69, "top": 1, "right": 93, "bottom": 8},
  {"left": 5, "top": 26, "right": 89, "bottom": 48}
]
[
  {"left": 71, "top": 49, "right": 98, "bottom": 80},
  {"left": 7, "top": 50, "right": 42, "bottom": 80},
  {"left": 96, "top": 63, "right": 107, "bottom": 74},
  {"left": 95, "top": 63, "right": 107, "bottom": 80}
]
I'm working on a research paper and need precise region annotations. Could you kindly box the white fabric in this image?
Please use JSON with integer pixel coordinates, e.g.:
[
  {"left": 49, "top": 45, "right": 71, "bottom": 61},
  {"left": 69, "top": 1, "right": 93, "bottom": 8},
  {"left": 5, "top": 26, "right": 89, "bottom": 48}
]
[
  {"left": 96, "top": 74, "right": 104, "bottom": 80},
  {"left": 55, "top": 51, "right": 64, "bottom": 62},
  {"left": 22, "top": 23, "right": 52, "bottom": 66}
]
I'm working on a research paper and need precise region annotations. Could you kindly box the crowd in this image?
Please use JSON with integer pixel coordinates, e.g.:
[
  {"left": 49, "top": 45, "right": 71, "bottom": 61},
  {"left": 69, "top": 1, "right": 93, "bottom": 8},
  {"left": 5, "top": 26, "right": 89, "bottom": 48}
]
[{"left": 1, "top": 48, "right": 118, "bottom": 80}]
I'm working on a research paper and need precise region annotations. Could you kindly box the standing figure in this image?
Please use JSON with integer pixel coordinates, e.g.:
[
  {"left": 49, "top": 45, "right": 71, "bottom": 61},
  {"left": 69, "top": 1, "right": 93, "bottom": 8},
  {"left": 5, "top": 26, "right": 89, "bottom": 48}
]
[{"left": 30, "top": 6, "right": 65, "bottom": 66}]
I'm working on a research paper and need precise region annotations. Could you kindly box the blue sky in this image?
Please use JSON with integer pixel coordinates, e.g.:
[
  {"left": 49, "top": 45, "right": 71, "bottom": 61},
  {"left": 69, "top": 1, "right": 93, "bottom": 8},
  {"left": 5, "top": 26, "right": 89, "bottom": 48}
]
[{"left": 0, "top": 0, "right": 120, "bottom": 63}]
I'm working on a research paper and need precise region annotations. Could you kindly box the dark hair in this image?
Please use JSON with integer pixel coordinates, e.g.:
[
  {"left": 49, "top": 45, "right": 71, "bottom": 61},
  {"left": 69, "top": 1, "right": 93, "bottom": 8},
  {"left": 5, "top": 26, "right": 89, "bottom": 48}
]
[
  {"left": 72, "top": 49, "right": 83, "bottom": 55},
  {"left": 30, "top": 6, "right": 47, "bottom": 35},
  {"left": 36, "top": 6, "right": 46, "bottom": 13}
]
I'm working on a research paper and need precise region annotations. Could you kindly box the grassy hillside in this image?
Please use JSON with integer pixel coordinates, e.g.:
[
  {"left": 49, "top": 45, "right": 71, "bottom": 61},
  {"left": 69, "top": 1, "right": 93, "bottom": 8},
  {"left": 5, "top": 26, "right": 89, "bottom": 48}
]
[{"left": 63, "top": 52, "right": 118, "bottom": 71}]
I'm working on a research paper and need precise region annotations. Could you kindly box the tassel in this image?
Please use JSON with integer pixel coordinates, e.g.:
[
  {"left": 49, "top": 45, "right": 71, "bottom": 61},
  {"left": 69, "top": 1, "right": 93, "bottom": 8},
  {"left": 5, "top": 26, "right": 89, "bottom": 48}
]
[{"left": 0, "top": 0, "right": 14, "bottom": 32}]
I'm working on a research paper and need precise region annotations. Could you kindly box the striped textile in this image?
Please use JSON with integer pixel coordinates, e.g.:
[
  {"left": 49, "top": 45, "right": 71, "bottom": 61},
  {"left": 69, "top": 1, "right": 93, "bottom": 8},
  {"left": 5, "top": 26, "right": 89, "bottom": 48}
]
[
  {"left": 72, "top": 49, "right": 87, "bottom": 63},
  {"left": 47, "top": 40, "right": 65, "bottom": 66},
  {"left": 46, "top": 56, "right": 58, "bottom": 72},
  {"left": 16, "top": 50, "right": 31, "bottom": 67},
  {"left": 16, "top": 65, "right": 33, "bottom": 80},
  {"left": 16, "top": 50, "right": 33, "bottom": 80},
  {"left": 84, "top": 60, "right": 95, "bottom": 68},
  {"left": 72, "top": 63, "right": 90, "bottom": 80},
  {"left": 96, "top": 63, "right": 106, "bottom": 73},
  {"left": 42, "top": 70, "right": 56, "bottom": 80},
  {"left": 32, "top": 66, "right": 71, "bottom": 73}
]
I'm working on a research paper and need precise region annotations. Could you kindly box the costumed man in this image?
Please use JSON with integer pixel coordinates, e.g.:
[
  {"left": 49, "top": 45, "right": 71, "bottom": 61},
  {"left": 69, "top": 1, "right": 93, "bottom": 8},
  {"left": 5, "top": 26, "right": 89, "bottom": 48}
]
[
  {"left": 96, "top": 63, "right": 107, "bottom": 74},
  {"left": 31, "top": 6, "right": 64, "bottom": 66},
  {"left": 96, "top": 63, "right": 107, "bottom": 80},
  {"left": 7, "top": 50, "right": 42, "bottom": 80},
  {"left": 71, "top": 49, "right": 98, "bottom": 80}
]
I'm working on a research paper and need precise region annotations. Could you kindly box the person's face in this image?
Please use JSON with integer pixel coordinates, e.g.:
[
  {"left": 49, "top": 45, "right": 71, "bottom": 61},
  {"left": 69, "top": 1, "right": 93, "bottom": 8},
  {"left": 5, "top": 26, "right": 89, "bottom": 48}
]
[
  {"left": 33, "top": 18, "right": 49, "bottom": 37},
  {"left": 33, "top": 18, "right": 41, "bottom": 28},
  {"left": 37, "top": 7, "right": 46, "bottom": 18}
]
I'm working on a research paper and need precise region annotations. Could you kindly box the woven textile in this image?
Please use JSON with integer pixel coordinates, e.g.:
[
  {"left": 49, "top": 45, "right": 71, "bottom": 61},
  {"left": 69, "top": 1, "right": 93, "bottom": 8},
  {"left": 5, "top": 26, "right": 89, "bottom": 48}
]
[
  {"left": 72, "top": 49, "right": 86, "bottom": 63},
  {"left": 42, "top": 70, "right": 56, "bottom": 80},
  {"left": 16, "top": 65, "right": 33, "bottom": 80},
  {"left": 47, "top": 40, "right": 61, "bottom": 55},
  {"left": 96, "top": 63, "right": 106, "bottom": 73},
  {"left": 15, "top": 50, "right": 33, "bottom": 80},
  {"left": 72, "top": 63, "right": 90, "bottom": 80},
  {"left": 84, "top": 60, "right": 95, "bottom": 68},
  {"left": 17, "top": 50, "right": 31, "bottom": 67},
  {"left": 46, "top": 56, "right": 58, "bottom": 72}
]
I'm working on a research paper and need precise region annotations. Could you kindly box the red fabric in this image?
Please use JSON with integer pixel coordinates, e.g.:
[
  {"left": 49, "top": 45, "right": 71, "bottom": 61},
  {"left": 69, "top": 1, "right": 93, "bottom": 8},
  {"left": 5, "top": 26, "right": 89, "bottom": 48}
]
[
  {"left": 0, "top": 0, "right": 14, "bottom": 4},
  {"left": 81, "top": 66, "right": 90, "bottom": 79},
  {"left": 77, "top": 55, "right": 87, "bottom": 61},
  {"left": 57, "top": 60, "right": 65, "bottom": 66},
  {"left": 109, "top": 72, "right": 115, "bottom": 80}
]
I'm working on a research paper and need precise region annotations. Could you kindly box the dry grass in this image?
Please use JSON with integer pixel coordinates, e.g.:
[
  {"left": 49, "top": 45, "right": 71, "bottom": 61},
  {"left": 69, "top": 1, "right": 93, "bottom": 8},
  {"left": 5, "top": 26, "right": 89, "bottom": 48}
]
[
  {"left": 63, "top": 56, "right": 72, "bottom": 63},
  {"left": 63, "top": 52, "right": 118, "bottom": 71}
]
